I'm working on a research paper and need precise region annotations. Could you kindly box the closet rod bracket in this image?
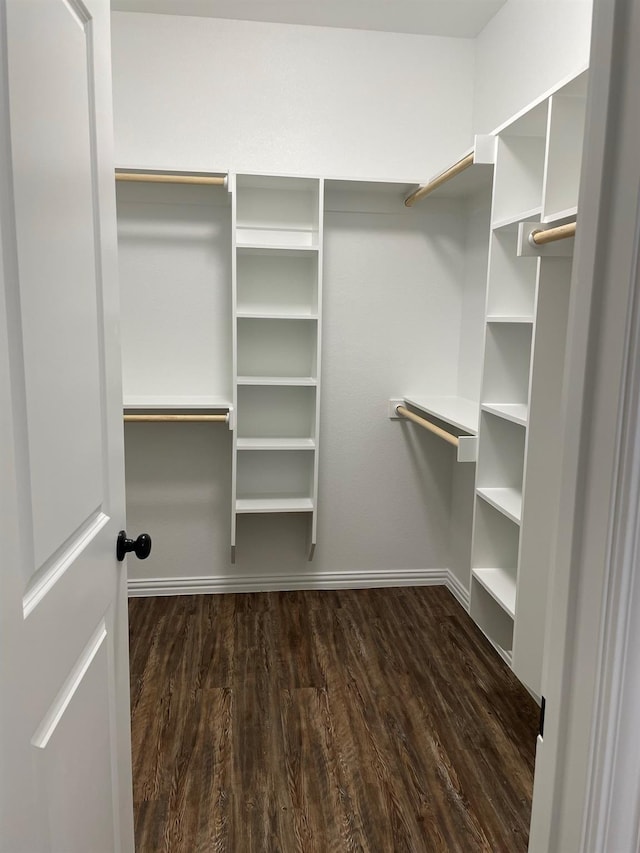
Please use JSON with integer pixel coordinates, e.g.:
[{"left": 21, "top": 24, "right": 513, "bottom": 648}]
[{"left": 517, "top": 221, "right": 576, "bottom": 257}]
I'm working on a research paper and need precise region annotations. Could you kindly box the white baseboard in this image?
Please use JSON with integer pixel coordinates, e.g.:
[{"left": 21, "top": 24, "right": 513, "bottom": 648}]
[
  {"left": 127, "top": 568, "right": 471, "bottom": 603},
  {"left": 447, "top": 571, "right": 471, "bottom": 611},
  {"left": 127, "top": 568, "right": 460, "bottom": 597}
]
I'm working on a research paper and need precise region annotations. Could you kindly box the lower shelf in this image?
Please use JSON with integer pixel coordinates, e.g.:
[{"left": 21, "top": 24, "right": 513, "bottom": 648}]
[
  {"left": 476, "top": 487, "right": 522, "bottom": 525},
  {"left": 470, "top": 580, "right": 514, "bottom": 653},
  {"left": 401, "top": 394, "right": 478, "bottom": 434},
  {"left": 236, "top": 438, "right": 315, "bottom": 450},
  {"left": 481, "top": 403, "right": 528, "bottom": 427},
  {"left": 472, "top": 567, "right": 516, "bottom": 619},
  {"left": 235, "top": 497, "right": 314, "bottom": 513}
]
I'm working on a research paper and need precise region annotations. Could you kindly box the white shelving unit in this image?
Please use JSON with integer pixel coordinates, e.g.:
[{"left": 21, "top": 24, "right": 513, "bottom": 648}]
[
  {"left": 231, "top": 174, "right": 324, "bottom": 561},
  {"left": 469, "top": 72, "right": 587, "bottom": 694}
]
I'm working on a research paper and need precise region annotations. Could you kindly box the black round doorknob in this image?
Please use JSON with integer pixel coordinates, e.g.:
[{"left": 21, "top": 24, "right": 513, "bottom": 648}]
[{"left": 116, "top": 530, "right": 152, "bottom": 562}]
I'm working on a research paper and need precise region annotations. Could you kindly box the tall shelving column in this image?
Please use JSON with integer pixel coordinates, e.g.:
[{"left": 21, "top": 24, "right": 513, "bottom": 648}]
[
  {"left": 470, "top": 100, "right": 549, "bottom": 665},
  {"left": 230, "top": 175, "right": 323, "bottom": 561},
  {"left": 469, "top": 72, "right": 587, "bottom": 696},
  {"left": 513, "top": 74, "right": 587, "bottom": 692}
]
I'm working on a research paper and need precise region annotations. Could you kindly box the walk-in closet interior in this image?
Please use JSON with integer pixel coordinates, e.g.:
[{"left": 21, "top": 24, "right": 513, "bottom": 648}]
[{"left": 112, "top": 0, "right": 593, "bottom": 844}]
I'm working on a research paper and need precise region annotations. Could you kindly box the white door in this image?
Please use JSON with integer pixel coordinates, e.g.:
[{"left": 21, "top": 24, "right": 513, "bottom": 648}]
[{"left": 0, "top": 1, "right": 135, "bottom": 851}]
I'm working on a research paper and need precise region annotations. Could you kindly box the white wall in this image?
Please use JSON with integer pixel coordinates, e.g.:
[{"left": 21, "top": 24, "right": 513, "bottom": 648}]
[
  {"left": 111, "top": 12, "right": 475, "bottom": 182},
  {"left": 473, "top": 0, "right": 593, "bottom": 134},
  {"left": 122, "top": 192, "right": 471, "bottom": 588}
]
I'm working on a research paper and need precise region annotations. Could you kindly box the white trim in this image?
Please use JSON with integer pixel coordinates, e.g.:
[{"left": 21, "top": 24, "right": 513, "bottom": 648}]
[
  {"left": 581, "top": 59, "right": 640, "bottom": 853},
  {"left": 447, "top": 571, "right": 470, "bottom": 611},
  {"left": 127, "top": 568, "right": 454, "bottom": 598},
  {"left": 529, "top": 1, "right": 640, "bottom": 850}
]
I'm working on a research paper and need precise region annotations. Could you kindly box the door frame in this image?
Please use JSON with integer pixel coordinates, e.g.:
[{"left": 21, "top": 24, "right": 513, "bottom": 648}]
[{"left": 529, "top": 0, "right": 640, "bottom": 849}]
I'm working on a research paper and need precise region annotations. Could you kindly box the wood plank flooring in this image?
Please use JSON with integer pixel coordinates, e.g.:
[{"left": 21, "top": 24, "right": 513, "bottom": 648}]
[{"left": 129, "top": 586, "right": 539, "bottom": 852}]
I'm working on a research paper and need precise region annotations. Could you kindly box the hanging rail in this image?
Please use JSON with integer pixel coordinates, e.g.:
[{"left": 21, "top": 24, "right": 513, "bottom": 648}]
[
  {"left": 404, "top": 153, "right": 475, "bottom": 208},
  {"left": 124, "top": 413, "right": 229, "bottom": 423},
  {"left": 395, "top": 405, "right": 459, "bottom": 447},
  {"left": 529, "top": 221, "right": 577, "bottom": 246},
  {"left": 115, "top": 171, "right": 227, "bottom": 186}
]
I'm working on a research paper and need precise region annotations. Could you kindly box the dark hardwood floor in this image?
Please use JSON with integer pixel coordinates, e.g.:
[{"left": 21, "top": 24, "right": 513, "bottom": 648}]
[{"left": 128, "top": 586, "right": 539, "bottom": 852}]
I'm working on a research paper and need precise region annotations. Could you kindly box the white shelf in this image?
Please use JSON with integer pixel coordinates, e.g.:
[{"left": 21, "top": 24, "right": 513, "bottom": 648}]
[
  {"left": 236, "top": 239, "right": 319, "bottom": 253},
  {"left": 123, "top": 394, "right": 231, "bottom": 411},
  {"left": 402, "top": 395, "right": 478, "bottom": 434},
  {"left": 491, "top": 207, "right": 542, "bottom": 230},
  {"left": 237, "top": 375, "right": 317, "bottom": 386},
  {"left": 541, "top": 205, "right": 578, "bottom": 224},
  {"left": 236, "top": 244, "right": 318, "bottom": 257},
  {"left": 481, "top": 403, "right": 528, "bottom": 427},
  {"left": 486, "top": 315, "right": 534, "bottom": 324},
  {"left": 472, "top": 568, "right": 516, "bottom": 619},
  {"left": 235, "top": 497, "right": 314, "bottom": 514},
  {"left": 236, "top": 438, "right": 315, "bottom": 450},
  {"left": 476, "top": 487, "right": 522, "bottom": 525},
  {"left": 236, "top": 312, "right": 318, "bottom": 321}
]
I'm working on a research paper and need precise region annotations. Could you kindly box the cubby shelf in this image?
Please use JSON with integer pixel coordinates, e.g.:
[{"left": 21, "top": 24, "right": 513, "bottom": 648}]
[
  {"left": 491, "top": 207, "right": 543, "bottom": 231},
  {"left": 472, "top": 568, "right": 517, "bottom": 619},
  {"left": 236, "top": 438, "right": 315, "bottom": 450},
  {"left": 481, "top": 403, "right": 528, "bottom": 426},
  {"left": 541, "top": 205, "right": 577, "bottom": 224},
  {"left": 476, "top": 486, "right": 522, "bottom": 525},
  {"left": 237, "top": 375, "right": 317, "bottom": 386},
  {"left": 235, "top": 497, "right": 314, "bottom": 513},
  {"left": 236, "top": 238, "right": 319, "bottom": 252},
  {"left": 402, "top": 395, "right": 478, "bottom": 434},
  {"left": 486, "top": 316, "right": 534, "bottom": 324},
  {"left": 236, "top": 244, "right": 318, "bottom": 257},
  {"left": 236, "top": 312, "right": 318, "bottom": 320}
]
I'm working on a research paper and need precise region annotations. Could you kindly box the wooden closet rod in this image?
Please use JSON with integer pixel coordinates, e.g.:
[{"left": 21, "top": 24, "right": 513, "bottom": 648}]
[
  {"left": 124, "top": 414, "right": 229, "bottom": 423},
  {"left": 404, "top": 153, "right": 475, "bottom": 207},
  {"left": 529, "top": 221, "right": 577, "bottom": 246},
  {"left": 395, "top": 405, "right": 459, "bottom": 447},
  {"left": 115, "top": 171, "right": 227, "bottom": 186}
]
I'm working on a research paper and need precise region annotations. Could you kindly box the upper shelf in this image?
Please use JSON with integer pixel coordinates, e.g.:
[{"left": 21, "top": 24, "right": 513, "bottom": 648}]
[
  {"left": 402, "top": 395, "right": 479, "bottom": 435},
  {"left": 404, "top": 135, "right": 495, "bottom": 206},
  {"left": 123, "top": 394, "right": 232, "bottom": 411}
]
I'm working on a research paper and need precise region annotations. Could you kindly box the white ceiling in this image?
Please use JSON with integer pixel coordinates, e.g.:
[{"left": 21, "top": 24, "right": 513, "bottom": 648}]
[{"left": 110, "top": 0, "right": 507, "bottom": 38}]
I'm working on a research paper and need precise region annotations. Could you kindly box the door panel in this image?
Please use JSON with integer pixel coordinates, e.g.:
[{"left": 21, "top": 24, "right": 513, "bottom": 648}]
[
  {"left": 10, "top": 0, "right": 105, "bottom": 572},
  {"left": 0, "top": 1, "right": 134, "bottom": 850},
  {"left": 32, "top": 623, "right": 116, "bottom": 853}
]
